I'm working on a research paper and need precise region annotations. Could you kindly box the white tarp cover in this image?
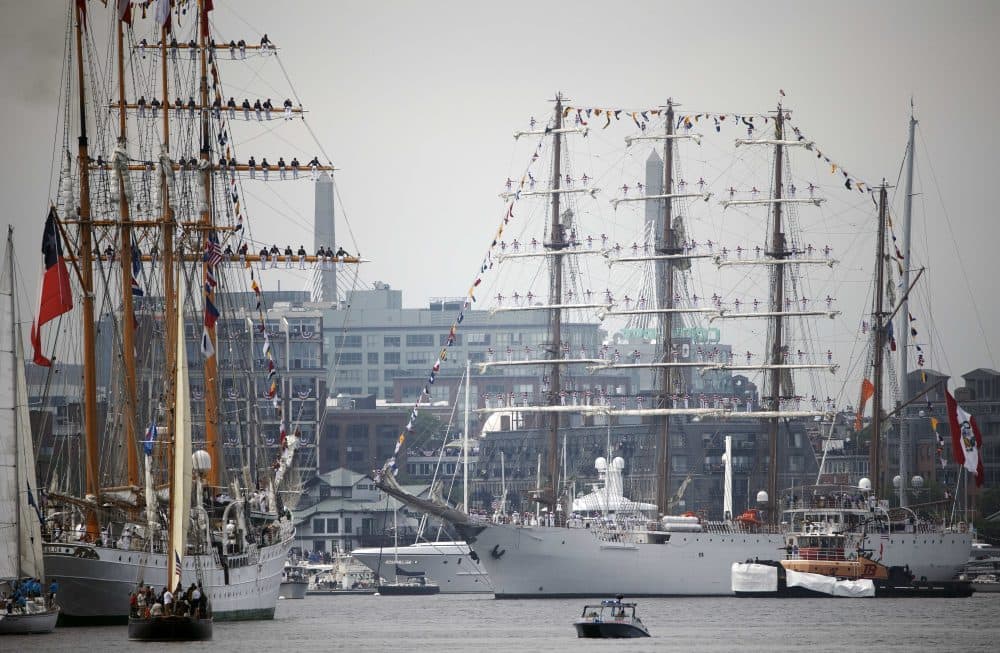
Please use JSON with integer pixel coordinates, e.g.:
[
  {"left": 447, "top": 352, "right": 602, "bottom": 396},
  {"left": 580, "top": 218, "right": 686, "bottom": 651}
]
[
  {"left": 785, "top": 569, "right": 875, "bottom": 597},
  {"left": 731, "top": 563, "right": 777, "bottom": 593}
]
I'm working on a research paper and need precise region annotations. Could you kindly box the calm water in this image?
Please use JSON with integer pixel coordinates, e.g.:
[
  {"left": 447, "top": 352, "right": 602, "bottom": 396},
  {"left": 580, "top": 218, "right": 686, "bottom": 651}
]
[{"left": 7, "top": 593, "right": 999, "bottom": 652}]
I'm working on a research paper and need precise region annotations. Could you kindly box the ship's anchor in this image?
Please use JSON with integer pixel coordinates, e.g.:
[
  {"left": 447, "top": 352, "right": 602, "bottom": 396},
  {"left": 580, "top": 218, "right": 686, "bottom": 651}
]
[{"left": 491, "top": 544, "right": 506, "bottom": 559}]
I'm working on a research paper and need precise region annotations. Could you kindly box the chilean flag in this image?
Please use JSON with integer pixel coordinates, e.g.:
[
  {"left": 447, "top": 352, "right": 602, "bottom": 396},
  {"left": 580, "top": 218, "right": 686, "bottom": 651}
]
[
  {"left": 31, "top": 208, "right": 74, "bottom": 367},
  {"left": 945, "top": 390, "right": 984, "bottom": 487}
]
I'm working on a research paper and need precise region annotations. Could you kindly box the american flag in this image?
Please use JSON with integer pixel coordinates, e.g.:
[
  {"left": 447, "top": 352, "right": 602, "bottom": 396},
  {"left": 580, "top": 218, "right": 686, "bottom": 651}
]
[{"left": 204, "top": 230, "right": 223, "bottom": 267}]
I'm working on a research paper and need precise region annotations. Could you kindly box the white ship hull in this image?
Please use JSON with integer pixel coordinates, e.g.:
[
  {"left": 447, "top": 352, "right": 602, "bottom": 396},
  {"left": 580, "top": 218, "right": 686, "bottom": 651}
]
[
  {"left": 460, "top": 523, "right": 972, "bottom": 597},
  {"left": 43, "top": 534, "right": 293, "bottom": 624},
  {"left": 350, "top": 541, "right": 491, "bottom": 594}
]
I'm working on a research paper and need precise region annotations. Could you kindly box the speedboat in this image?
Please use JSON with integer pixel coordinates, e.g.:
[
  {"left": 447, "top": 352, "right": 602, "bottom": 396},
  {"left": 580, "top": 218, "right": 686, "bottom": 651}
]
[{"left": 573, "top": 597, "right": 649, "bottom": 638}]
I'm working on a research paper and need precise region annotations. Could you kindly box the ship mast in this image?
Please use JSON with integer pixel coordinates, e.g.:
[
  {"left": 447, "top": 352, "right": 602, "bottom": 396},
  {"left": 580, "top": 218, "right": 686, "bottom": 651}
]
[
  {"left": 766, "top": 105, "right": 786, "bottom": 523},
  {"left": 160, "top": 16, "right": 177, "bottom": 485},
  {"left": 654, "top": 101, "right": 676, "bottom": 515},
  {"left": 869, "top": 183, "right": 890, "bottom": 499},
  {"left": 198, "top": 0, "right": 222, "bottom": 487},
  {"left": 896, "top": 109, "right": 917, "bottom": 508},
  {"left": 116, "top": 11, "right": 140, "bottom": 488},
  {"left": 542, "top": 94, "right": 564, "bottom": 513},
  {"left": 73, "top": 0, "right": 101, "bottom": 538}
]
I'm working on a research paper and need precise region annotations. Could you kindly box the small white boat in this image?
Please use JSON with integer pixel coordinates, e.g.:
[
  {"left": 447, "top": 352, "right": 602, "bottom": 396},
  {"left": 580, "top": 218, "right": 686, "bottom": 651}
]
[{"left": 971, "top": 574, "right": 1000, "bottom": 593}]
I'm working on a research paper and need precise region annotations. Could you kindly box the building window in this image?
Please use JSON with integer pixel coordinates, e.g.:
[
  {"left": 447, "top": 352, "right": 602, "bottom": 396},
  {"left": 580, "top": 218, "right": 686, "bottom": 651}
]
[
  {"left": 368, "top": 369, "right": 380, "bottom": 382},
  {"left": 406, "top": 334, "right": 434, "bottom": 347},
  {"left": 338, "top": 352, "right": 363, "bottom": 365},
  {"left": 406, "top": 351, "right": 432, "bottom": 366},
  {"left": 334, "top": 335, "right": 362, "bottom": 348},
  {"left": 467, "top": 332, "right": 489, "bottom": 346},
  {"left": 326, "top": 518, "right": 339, "bottom": 533},
  {"left": 344, "top": 517, "right": 353, "bottom": 534},
  {"left": 670, "top": 456, "right": 688, "bottom": 473},
  {"left": 313, "top": 518, "right": 326, "bottom": 534},
  {"left": 384, "top": 336, "right": 400, "bottom": 347},
  {"left": 368, "top": 352, "right": 379, "bottom": 365},
  {"left": 384, "top": 352, "right": 400, "bottom": 365}
]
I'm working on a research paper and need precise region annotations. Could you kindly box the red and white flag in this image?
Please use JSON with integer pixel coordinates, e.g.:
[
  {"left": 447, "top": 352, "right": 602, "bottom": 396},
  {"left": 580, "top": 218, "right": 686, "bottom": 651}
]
[
  {"left": 31, "top": 208, "right": 74, "bottom": 367},
  {"left": 945, "top": 390, "right": 984, "bottom": 487}
]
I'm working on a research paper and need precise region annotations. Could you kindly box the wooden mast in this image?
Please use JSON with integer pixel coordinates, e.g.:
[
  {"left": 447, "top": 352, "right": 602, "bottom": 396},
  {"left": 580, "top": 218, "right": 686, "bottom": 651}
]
[
  {"left": 198, "top": 0, "right": 222, "bottom": 487},
  {"left": 160, "top": 17, "right": 177, "bottom": 486},
  {"left": 543, "top": 94, "right": 564, "bottom": 513},
  {"left": 654, "top": 101, "right": 676, "bottom": 515},
  {"left": 74, "top": 0, "right": 101, "bottom": 539},
  {"left": 766, "top": 105, "right": 786, "bottom": 523},
  {"left": 116, "top": 11, "right": 140, "bottom": 488},
  {"left": 869, "top": 184, "right": 889, "bottom": 499}
]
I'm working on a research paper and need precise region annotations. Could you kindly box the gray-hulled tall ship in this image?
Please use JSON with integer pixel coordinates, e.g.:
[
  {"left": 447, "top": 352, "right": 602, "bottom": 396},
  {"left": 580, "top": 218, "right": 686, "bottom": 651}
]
[{"left": 377, "top": 95, "right": 972, "bottom": 597}]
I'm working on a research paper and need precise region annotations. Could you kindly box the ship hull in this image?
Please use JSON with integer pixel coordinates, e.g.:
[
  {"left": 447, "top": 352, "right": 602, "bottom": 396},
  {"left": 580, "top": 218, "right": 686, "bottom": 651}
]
[
  {"left": 44, "top": 534, "right": 293, "bottom": 625},
  {"left": 461, "top": 523, "right": 972, "bottom": 597},
  {"left": 127, "top": 615, "right": 213, "bottom": 641},
  {"left": 0, "top": 607, "right": 60, "bottom": 634},
  {"left": 279, "top": 580, "right": 308, "bottom": 599},
  {"left": 350, "top": 542, "right": 491, "bottom": 594}
]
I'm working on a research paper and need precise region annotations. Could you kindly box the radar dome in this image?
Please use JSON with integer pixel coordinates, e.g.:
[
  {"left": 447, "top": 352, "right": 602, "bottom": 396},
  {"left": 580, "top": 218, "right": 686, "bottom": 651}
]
[
  {"left": 192, "top": 449, "right": 212, "bottom": 473},
  {"left": 611, "top": 457, "right": 625, "bottom": 470},
  {"left": 858, "top": 477, "right": 872, "bottom": 492},
  {"left": 756, "top": 490, "right": 769, "bottom": 504},
  {"left": 594, "top": 457, "right": 608, "bottom": 470}
]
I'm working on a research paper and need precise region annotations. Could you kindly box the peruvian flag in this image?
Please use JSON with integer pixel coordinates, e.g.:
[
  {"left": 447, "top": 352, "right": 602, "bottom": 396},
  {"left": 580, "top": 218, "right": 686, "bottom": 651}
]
[
  {"left": 31, "top": 208, "right": 74, "bottom": 367},
  {"left": 945, "top": 390, "right": 984, "bottom": 487}
]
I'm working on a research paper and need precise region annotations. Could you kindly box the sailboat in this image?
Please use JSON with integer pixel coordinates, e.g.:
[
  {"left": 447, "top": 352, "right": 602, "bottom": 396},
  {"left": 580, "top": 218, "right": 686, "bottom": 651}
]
[
  {"left": 128, "top": 266, "right": 212, "bottom": 641},
  {"left": 0, "top": 228, "right": 60, "bottom": 635},
  {"left": 34, "top": 1, "right": 344, "bottom": 623},
  {"left": 376, "top": 94, "right": 972, "bottom": 597}
]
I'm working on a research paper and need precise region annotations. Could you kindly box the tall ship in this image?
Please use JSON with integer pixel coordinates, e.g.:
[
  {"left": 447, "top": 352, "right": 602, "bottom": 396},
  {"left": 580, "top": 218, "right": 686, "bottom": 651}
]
[
  {"left": 377, "top": 95, "right": 972, "bottom": 596},
  {"left": 32, "top": 1, "right": 347, "bottom": 623}
]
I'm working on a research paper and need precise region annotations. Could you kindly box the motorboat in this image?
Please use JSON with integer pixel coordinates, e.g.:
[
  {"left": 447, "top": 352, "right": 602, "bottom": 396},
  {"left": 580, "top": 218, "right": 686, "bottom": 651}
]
[{"left": 573, "top": 597, "right": 649, "bottom": 638}]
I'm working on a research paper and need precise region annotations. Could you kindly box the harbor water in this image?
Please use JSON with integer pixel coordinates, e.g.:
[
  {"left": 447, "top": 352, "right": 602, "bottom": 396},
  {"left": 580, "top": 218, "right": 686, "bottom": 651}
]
[{"left": 6, "top": 593, "right": 998, "bottom": 651}]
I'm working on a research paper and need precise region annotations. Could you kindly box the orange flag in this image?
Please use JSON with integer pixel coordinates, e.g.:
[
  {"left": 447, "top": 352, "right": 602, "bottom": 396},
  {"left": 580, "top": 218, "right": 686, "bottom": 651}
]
[{"left": 854, "top": 378, "right": 875, "bottom": 430}]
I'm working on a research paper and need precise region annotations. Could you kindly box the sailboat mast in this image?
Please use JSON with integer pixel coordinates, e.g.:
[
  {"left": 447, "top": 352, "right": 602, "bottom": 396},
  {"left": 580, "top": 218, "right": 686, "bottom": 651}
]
[
  {"left": 543, "top": 94, "right": 564, "bottom": 511},
  {"left": 5, "top": 227, "right": 20, "bottom": 576},
  {"left": 198, "top": 0, "right": 222, "bottom": 487},
  {"left": 74, "top": 1, "right": 101, "bottom": 538},
  {"left": 116, "top": 13, "right": 140, "bottom": 488},
  {"left": 869, "top": 184, "right": 890, "bottom": 499},
  {"left": 160, "top": 22, "right": 177, "bottom": 483},
  {"left": 654, "top": 101, "right": 676, "bottom": 515},
  {"left": 766, "top": 106, "right": 786, "bottom": 522},
  {"left": 463, "top": 359, "right": 470, "bottom": 511},
  {"left": 896, "top": 110, "right": 917, "bottom": 508}
]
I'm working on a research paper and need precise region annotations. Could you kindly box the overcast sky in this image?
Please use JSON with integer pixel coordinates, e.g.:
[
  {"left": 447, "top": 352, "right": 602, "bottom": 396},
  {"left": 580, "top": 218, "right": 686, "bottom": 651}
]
[{"left": 0, "top": 0, "right": 997, "bottom": 388}]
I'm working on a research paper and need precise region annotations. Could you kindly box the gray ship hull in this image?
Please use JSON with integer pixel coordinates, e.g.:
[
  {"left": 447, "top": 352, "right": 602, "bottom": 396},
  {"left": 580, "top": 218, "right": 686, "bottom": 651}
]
[
  {"left": 44, "top": 534, "right": 293, "bottom": 625},
  {"left": 460, "top": 523, "right": 972, "bottom": 597},
  {"left": 351, "top": 541, "right": 491, "bottom": 594},
  {"left": 278, "top": 580, "right": 308, "bottom": 599}
]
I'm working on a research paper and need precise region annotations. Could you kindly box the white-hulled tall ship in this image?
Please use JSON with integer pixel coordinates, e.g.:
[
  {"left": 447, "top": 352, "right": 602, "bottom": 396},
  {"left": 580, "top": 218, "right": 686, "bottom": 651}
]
[
  {"left": 376, "top": 94, "right": 971, "bottom": 597},
  {"left": 33, "top": 1, "right": 349, "bottom": 623}
]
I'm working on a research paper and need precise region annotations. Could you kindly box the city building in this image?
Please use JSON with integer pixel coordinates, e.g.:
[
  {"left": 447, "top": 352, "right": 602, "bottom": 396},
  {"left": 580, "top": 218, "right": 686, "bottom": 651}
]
[{"left": 292, "top": 467, "right": 428, "bottom": 553}]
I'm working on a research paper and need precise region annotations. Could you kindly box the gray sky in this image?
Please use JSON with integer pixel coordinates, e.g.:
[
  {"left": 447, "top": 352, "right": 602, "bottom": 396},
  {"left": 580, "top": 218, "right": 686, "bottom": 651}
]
[{"left": 1, "top": 0, "right": 997, "bottom": 387}]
